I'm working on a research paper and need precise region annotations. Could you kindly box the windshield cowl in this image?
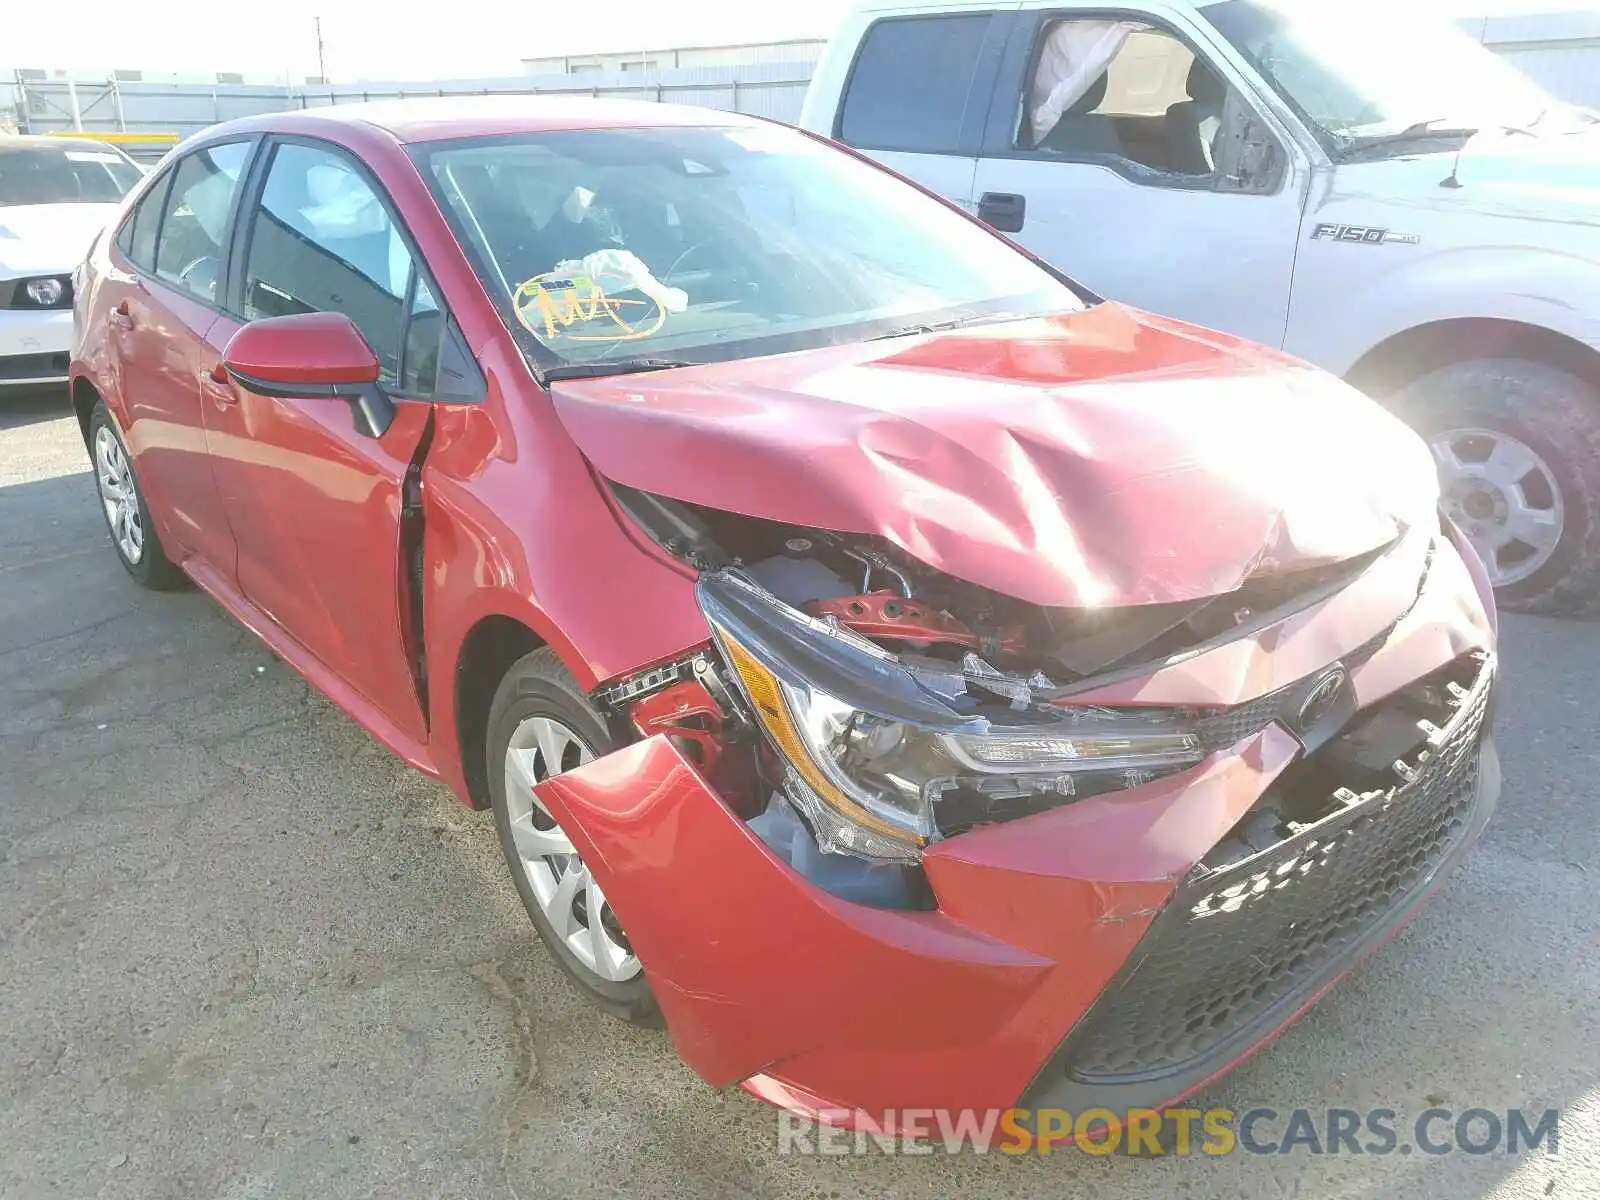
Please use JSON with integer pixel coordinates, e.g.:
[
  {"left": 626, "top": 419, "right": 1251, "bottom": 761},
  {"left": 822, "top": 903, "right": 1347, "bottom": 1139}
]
[{"left": 1332, "top": 121, "right": 1481, "bottom": 161}]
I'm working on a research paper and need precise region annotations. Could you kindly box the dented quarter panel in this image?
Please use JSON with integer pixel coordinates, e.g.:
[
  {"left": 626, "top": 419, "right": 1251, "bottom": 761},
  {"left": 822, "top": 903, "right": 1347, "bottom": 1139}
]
[
  {"left": 419, "top": 346, "right": 710, "bottom": 803},
  {"left": 549, "top": 302, "right": 1440, "bottom": 608}
]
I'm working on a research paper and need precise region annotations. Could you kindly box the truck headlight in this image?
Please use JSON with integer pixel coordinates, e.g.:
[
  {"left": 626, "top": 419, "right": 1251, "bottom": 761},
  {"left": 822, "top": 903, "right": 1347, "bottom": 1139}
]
[{"left": 699, "top": 571, "right": 1203, "bottom": 863}]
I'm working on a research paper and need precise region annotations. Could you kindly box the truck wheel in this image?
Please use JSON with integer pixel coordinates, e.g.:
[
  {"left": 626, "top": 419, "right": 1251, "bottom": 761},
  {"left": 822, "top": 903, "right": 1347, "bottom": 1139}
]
[
  {"left": 1394, "top": 358, "right": 1600, "bottom": 616},
  {"left": 486, "top": 648, "right": 662, "bottom": 1026}
]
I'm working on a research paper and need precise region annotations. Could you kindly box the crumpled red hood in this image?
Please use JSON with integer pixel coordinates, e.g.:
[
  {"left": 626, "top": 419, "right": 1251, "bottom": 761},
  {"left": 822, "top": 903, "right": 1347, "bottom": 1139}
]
[{"left": 550, "top": 303, "right": 1439, "bottom": 607}]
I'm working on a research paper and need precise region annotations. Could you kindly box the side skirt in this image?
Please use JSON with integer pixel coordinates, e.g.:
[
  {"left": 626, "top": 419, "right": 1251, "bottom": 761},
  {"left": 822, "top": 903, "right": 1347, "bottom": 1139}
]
[{"left": 182, "top": 554, "right": 440, "bottom": 778}]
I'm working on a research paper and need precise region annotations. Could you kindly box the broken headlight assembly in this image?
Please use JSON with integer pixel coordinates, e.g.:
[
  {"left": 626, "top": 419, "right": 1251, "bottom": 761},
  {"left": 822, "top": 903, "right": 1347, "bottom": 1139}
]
[{"left": 698, "top": 571, "right": 1203, "bottom": 863}]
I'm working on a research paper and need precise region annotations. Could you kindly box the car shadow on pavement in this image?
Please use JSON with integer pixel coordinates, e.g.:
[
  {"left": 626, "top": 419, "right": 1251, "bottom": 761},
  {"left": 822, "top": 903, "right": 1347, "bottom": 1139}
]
[
  {"left": 0, "top": 454, "right": 1594, "bottom": 1200},
  {"left": 0, "top": 384, "right": 73, "bottom": 432}
]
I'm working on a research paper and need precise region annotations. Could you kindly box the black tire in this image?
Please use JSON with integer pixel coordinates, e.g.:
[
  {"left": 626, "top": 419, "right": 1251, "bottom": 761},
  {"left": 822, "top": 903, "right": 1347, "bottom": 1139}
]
[
  {"left": 1392, "top": 358, "right": 1600, "bottom": 617},
  {"left": 486, "top": 647, "right": 662, "bottom": 1026},
  {"left": 86, "top": 401, "right": 188, "bottom": 591}
]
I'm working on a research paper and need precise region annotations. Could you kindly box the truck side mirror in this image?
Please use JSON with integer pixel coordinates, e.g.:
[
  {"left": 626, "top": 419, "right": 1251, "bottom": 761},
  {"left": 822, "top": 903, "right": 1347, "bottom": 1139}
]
[{"left": 1214, "top": 95, "right": 1285, "bottom": 194}]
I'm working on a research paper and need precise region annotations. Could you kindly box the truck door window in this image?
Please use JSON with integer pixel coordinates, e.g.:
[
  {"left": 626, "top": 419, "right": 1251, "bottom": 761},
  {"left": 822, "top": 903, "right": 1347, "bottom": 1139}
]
[
  {"left": 838, "top": 14, "right": 990, "bottom": 154},
  {"left": 1017, "top": 16, "right": 1282, "bottom": 193}
]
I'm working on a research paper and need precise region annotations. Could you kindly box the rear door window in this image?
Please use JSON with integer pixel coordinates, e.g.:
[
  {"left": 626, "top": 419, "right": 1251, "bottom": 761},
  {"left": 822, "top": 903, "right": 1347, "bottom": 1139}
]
[
  {"left": 151, "top": 141, "right": 254, "bottom": 302},
  {"left": 115, "top": 169, "right": 172, "bottom": 272},
  {"left": 838, "top": 15, "right": 992, "bottom": 153}
]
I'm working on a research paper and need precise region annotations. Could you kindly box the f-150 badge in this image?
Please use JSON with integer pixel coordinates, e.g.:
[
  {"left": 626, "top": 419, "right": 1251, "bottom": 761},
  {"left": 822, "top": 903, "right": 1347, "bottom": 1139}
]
[{"left": 1310, "top": 223, "right": 1420, "bottom": 245}]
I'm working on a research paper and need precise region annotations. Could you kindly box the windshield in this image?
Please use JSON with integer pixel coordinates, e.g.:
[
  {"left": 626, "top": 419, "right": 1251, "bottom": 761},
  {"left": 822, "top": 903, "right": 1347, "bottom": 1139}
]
[
  {"left": 0, "top": 142, "right": 141, "bottom": 207},
  {"left": 1206, "top": 0, "right": 1574, "bottom": 153},
  {"left": 416, "top": 123, "right": 1084, "bottom": 369}
]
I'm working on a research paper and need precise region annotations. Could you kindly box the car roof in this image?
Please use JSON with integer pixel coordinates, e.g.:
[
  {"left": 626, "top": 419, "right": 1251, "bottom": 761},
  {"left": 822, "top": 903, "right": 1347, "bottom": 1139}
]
[{"left": 220, "top": 96, "right": 765, "bottom": 145}]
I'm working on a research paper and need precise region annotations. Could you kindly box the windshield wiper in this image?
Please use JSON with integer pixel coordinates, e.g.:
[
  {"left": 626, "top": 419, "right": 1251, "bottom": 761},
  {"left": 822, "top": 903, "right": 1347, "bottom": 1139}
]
[
  {"left": 538, "top": 357, "right": 696, "bottom": 386},
  {"left": 865, "top": 312, "right": 1019, "bottom": 343},
  {"left": 1334, "top": 118, "right": 1479, "bottom": 160}
]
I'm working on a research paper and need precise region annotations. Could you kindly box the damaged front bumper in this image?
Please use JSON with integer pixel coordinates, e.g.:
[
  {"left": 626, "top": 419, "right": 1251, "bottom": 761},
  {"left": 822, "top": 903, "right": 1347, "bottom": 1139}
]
[{"left": 532, "top": 533, "right": 1499, "bottom": 1121}]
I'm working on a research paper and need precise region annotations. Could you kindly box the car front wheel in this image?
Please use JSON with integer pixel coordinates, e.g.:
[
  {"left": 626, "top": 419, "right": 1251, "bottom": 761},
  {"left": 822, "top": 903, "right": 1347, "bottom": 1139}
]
[{"left": 486, "top": 648, "right": 662, "bottom": 1026}]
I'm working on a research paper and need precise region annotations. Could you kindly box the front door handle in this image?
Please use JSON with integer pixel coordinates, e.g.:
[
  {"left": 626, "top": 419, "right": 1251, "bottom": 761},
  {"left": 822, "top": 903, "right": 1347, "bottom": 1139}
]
[
  {"left": 200, "top": 361, "right": 237, "bottom": 407},
  {"left": 977, "top": 191, "right": 1026, "bottom": 233}
]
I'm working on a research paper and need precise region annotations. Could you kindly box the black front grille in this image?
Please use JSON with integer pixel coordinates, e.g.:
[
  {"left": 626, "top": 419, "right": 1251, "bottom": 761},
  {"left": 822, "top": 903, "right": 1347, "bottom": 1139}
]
[
  {"left": 1192, "top": 540, "right": 1433, "bottom": 753},
  {"left": 0, "top": 351, "right": 70, "bottom": 382},
  {"left": 1191, "top": 620, "right": 1392, "bottom": 751},
  {"left": 1196, "top": 620, "right": 1395, "bottom": 752},
  {"left": 1062, "top": 653, "right": 1493, "bottom": 1084}
]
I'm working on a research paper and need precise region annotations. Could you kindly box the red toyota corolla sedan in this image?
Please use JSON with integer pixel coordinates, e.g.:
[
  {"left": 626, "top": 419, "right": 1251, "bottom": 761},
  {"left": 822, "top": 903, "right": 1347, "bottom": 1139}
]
[{"left": 70, "top": 98, "right": 1499, "bottom": 1127}]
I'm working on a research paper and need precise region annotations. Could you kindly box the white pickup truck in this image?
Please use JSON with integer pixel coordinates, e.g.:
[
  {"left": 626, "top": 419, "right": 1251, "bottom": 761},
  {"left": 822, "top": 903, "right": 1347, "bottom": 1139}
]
[{"left": 800, "top": 0, "right": 1600, "bottom": 614}]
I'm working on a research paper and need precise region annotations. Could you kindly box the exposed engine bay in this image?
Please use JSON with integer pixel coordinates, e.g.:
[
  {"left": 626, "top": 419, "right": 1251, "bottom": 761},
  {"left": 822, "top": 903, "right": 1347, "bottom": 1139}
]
[
  {"left": 597, "top": 481, "right": 1431, "bottom": 911},
  {"left": 611, "top": 482, "right": 1393, "bottom": 687}
]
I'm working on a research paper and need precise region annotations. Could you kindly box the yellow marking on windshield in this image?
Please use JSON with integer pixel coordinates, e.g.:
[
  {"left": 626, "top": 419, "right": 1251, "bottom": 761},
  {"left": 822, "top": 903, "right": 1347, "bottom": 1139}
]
[{"left": 512, "top": 273, "right": 668, "bottom": 343}]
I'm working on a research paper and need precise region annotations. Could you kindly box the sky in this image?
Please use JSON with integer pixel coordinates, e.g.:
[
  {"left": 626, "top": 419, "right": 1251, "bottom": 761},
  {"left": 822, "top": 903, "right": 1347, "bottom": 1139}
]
[
  {"left": 5, "top": 0, "right": 1588, "bottom": 81},
  {"left": 6, "top": 0, "right": 855, "bottom": 81}
]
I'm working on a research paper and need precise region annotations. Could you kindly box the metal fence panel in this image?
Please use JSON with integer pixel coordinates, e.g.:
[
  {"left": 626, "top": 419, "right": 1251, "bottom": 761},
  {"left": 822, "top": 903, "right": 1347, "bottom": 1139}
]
[
  {"left": 9, "top": 24, "right": 1596, "bottom": 148},
  {"left": 9, "top": 59, "right": 817, "bottom": 148},
  {"left": 1494, "top": 45, "right": 1600, "bottom": 108}
]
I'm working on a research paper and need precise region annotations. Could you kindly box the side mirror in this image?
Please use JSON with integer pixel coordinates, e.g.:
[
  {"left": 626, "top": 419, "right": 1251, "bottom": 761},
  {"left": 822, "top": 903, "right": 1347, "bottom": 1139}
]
[
  {"left": 976, "top": 191, "right": 1026, "bottom": 233},
  {"left": 223, "top": 312, "right": 395, "bottom": 438},
  {"left": 1213, "top": 97, "right": 1285, "bottom": 195}
]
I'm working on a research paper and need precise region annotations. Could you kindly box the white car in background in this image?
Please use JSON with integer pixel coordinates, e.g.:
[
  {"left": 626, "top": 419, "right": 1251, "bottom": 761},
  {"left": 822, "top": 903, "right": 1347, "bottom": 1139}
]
[{"left": 1, "top": 135, "right": 143, "bottom": 390}]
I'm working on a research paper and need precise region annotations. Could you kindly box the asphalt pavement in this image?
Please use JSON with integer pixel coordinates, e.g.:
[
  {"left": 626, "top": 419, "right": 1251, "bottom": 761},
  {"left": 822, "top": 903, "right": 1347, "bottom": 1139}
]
[{"left": 1, "top": 389, "right": 1596, "bottom": 1199}]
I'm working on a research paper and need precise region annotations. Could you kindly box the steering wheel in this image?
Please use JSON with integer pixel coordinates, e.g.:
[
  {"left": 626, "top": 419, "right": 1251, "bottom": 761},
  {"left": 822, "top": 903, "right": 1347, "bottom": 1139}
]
[
  {"left": 661, "top": 241, "right": 715, "bottom": 283},
  {"left": 178, "top": 255, "right": 221, "bottom": 300}
]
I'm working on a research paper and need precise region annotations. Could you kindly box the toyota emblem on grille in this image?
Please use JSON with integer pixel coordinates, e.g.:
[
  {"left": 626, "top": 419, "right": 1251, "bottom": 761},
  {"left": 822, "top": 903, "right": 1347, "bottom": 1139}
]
[{"left": 1298, "top": 665, "right": 1348, "bottom": 728}]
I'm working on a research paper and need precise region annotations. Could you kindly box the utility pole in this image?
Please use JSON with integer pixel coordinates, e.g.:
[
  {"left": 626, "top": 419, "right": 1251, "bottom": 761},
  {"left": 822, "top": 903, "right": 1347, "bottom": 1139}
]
[
  {"left": 66, "top": 73, "right": 83, "bottom": 131},
  {"left": 315, "top": 16, "right": 328, "bottom": 82}
]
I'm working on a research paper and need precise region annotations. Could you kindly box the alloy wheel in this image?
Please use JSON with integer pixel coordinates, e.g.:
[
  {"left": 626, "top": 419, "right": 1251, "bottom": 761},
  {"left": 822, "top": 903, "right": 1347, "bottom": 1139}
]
[
  {"left": 94, "top": 426, "right": 145, "bottom": 566},
  {"left": 503, "top": 716, "right": 640, "bottom": 983},
  {"left": 1431, "top": 427, "right": 1563, "bottom": 587}
]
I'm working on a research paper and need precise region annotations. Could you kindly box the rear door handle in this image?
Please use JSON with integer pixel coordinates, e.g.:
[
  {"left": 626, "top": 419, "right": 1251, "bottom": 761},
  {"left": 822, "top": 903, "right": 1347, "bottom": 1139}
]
[
  {"left": 977, "top": 191, "right": 1026, "bottom": 233},
  {"left": 200, "top": 361, "right": 237, "bottom": 407},
  {"left": 109, "top": 300, "right": 134, "bottom": 330}
]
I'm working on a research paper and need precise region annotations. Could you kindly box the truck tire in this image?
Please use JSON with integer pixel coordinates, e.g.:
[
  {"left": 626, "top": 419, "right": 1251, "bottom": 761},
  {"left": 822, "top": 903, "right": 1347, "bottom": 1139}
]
[{"left": 1393, "top": 358, "right": 1600, "bottom": 617}]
